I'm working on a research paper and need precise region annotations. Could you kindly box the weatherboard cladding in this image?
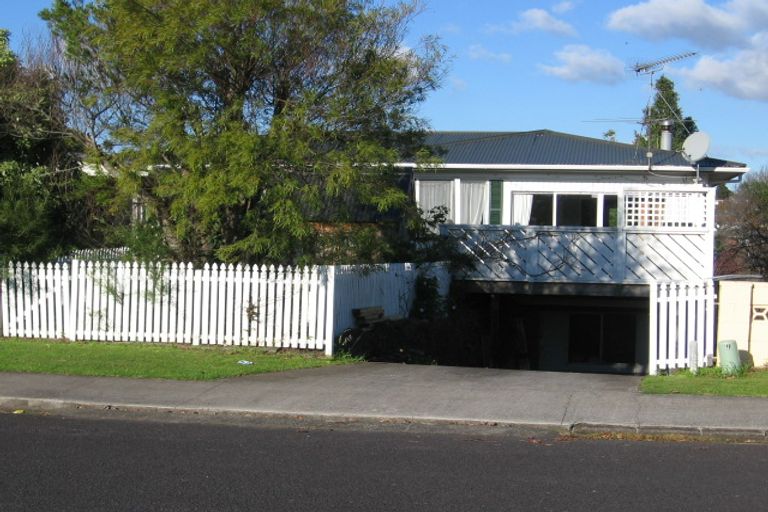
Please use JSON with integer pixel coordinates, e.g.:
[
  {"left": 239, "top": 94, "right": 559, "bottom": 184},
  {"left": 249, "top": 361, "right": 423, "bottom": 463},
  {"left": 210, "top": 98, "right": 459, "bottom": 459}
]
[{"left": 422, "top": 130, "right": 742, "bottom": 168}]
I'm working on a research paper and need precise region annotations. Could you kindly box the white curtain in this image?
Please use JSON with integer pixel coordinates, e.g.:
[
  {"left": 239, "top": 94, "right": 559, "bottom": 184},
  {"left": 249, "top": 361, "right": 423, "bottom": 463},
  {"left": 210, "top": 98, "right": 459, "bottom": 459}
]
[
  {"left": 461, "top": 181, "right": 487, "bottom": 224},
  {"left": 511, "top": 194, "right": 533, "bottom": 225},
  {"left": 418, "top": 180, "right": 453, "bottom": 222}
]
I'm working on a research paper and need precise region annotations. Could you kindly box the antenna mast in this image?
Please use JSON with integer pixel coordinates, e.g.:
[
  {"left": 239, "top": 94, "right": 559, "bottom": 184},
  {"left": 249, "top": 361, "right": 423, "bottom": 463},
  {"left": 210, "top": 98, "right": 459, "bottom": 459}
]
[{"left": 632, "top": 51, "right": 698, "bottom": 157}]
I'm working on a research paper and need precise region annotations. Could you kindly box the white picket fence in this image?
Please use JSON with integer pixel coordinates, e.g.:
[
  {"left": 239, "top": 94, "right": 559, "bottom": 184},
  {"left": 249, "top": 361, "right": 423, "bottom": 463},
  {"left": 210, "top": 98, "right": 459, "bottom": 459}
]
[
  {"left": 0, "top": 260, "right": 448, "bottom": 355},
  {"left": 648, "top": 280, "right": 716, "bottom": 375}
]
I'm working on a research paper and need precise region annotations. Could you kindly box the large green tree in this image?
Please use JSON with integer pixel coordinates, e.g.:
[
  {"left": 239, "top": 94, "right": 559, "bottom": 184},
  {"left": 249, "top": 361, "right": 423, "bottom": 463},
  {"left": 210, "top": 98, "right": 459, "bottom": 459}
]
[
  {"left": 0, "top": 30, "right": 68, "bottom": 168},
  {"left": 1, "top": 31, "right": 72, "bottom": 260},
  {"left": 635, "top": 76, "right": 698, "bottom": 151},
  {"left": 43, "top": 0, "right": 445, "bottom": 265},
  {"left": 0, "top": 28, "right": 120, "bottom": 262}
]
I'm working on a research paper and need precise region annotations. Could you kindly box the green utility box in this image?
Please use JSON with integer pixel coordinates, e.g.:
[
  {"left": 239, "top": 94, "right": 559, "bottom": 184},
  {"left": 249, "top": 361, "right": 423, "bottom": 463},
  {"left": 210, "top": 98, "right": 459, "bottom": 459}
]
[{"left": 718, "top": 339, "right": 741, "bottom": 375}]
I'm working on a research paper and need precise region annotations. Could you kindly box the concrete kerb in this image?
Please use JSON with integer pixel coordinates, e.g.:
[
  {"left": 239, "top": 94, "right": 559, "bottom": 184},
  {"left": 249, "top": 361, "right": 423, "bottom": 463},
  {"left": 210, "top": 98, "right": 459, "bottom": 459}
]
[
  {"left": 0, "top": 395, "right": 564, "bottom": 430},
  {"left": 569, "top": 422, "right": 768, "bottom": 441},
  {"left": 4, "top": 395, "right": 768, "bottom": 441}
]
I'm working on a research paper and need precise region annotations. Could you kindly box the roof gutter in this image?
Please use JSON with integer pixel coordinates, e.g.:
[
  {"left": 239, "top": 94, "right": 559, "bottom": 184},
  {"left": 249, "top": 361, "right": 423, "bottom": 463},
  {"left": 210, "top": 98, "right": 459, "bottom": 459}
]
[{"left": 397, "top": 163, "right": 699, "bottom": 172}]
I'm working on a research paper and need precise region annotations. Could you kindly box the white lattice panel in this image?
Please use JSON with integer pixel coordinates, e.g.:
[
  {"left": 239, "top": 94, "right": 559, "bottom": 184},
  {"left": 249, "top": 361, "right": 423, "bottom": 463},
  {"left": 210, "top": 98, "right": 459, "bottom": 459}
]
[{"left": 625, "top": 191, "right": 708, "bottom": 229}]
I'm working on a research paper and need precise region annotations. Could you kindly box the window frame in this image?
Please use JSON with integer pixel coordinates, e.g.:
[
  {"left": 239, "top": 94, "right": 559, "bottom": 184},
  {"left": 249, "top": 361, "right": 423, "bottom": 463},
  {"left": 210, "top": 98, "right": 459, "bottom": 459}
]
[
  {"left": 416, "top": 179, "right": 456, "bottom": 223},
  {"left": 509, "top": 191, "right": 618, "bottom": 228}
]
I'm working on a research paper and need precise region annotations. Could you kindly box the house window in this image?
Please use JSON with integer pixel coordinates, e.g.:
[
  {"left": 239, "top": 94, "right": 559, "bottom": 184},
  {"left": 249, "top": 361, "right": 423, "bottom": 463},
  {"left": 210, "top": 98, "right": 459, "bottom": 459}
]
[
  {"left": 511, "top": 193, "right": 618, "bottom": 227},
  {"left": 556, "top": 195, "right": 597, "bottom": 226},
  {"left": 511, "top": 194, "right": 552, "bottom": 225},
  {"left": 460, "top": 180, "right": 488, "bottom": 224},
  {"left": 418, "top": 180, "right": 454, "bottom": 222},
  {"left": 603, "top": 195, "right": 618, "bottom": 227}
]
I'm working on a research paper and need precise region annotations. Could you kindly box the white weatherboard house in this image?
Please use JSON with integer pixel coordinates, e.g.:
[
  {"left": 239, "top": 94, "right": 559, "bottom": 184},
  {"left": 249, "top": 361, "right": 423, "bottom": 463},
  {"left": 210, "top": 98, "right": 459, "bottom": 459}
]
[{"left": 405, "top": 130, "right": 748, "bottom": 374}]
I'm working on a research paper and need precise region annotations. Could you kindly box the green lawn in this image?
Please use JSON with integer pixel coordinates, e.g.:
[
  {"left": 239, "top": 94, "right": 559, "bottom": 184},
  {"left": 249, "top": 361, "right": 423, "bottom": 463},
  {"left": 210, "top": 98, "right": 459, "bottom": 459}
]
[
  {"left": 641, "top": 367, "right": 768, "bottom": 397},
  {"left": 0, "top": 338, "right": 354, "bottom": 380}
]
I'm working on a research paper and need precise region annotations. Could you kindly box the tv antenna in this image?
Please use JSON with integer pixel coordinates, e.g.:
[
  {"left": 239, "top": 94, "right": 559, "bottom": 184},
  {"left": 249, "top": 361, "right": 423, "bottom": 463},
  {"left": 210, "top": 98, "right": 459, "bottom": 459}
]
[
  {"left": 630, "top": 51, "right": 699, "bottom": 160},
  {"left": 632, "top": 51, "right": 697, "bottom": 89},
  {"left": 632, "top": 51, "right": 698, "bottom": 75}
]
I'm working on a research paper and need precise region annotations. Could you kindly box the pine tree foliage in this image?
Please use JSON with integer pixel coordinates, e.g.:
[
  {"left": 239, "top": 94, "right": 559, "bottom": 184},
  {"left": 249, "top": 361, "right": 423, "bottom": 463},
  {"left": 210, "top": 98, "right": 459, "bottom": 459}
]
[{"left": 635, "top": 76, "right": 698, "bottom": 151}]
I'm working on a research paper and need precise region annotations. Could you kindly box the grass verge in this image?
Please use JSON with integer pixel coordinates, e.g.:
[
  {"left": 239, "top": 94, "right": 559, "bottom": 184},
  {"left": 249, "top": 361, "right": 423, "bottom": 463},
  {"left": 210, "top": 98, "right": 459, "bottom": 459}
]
[
  {"left": 0, "top": 338, "right": 355, "bottom": 380},
  {"left": 641, "top": 367, "right": 768, "bottom": 397}
]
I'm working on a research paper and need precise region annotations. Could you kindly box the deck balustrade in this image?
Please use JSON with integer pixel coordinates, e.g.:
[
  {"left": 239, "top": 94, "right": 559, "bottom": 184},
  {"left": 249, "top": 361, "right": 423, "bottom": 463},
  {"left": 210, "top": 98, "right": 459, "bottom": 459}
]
[{"left": 443, "top": 224, "right": 712, "bottom": 284}]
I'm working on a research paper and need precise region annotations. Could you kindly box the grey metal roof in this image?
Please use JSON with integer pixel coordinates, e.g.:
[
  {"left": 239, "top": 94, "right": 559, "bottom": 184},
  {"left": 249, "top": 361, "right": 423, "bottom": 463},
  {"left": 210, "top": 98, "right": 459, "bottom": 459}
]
[{"left": 418, "top": 130, "right": 745, "bottom": 169}]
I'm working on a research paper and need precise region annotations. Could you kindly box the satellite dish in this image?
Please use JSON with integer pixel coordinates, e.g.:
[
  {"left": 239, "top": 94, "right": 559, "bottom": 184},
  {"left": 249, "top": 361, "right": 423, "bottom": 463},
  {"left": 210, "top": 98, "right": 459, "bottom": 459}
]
[{"left": 682, "top": 132, "right": 710, "bottom": 163}]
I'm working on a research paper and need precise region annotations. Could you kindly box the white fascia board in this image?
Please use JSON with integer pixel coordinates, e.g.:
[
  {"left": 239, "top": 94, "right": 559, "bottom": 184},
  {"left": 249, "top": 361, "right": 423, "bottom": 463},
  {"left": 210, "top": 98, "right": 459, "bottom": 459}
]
[
  {"left": 710, "top": 165, "right": 750, "bottom": 174},
  {"left": 398, "top": 163, "right": 694, "bottom": 173}
]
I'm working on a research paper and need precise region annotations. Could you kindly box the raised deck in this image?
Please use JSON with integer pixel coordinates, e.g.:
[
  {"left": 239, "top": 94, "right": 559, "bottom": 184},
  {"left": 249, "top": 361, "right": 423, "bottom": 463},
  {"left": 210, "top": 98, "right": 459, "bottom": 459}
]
[{"left": 444, "top": 225, "right": 713, "bottom": 285}]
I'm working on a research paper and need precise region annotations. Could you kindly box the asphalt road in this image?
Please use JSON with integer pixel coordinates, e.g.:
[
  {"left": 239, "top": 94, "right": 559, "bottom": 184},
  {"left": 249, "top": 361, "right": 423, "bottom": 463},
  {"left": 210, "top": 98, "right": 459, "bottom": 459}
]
[{"left": 2, "top": 412, "right": 768, "bottom": 511}]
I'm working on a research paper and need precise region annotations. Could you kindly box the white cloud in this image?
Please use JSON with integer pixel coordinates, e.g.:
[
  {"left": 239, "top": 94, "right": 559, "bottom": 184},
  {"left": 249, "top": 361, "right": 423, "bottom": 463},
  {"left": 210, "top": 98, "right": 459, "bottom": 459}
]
[
  {"left": 728, "top": 0, "right": 768, "bottom": 26},
  {"left": 552, "top": 1, "right": 575, "bottom": 14},
  {"left": 540, "top": 45, "right": 626, "bottom": 84},
  {"left": 450, "top": 76, "right": 469, "bottom": 92},
  {"left": 487, "top": 8, "right": 577, "bottom": 37},
  {"left": 607, "top": 0, "right": 753, "bottom": 49},
  {"left": 439, "top": 22, "right": 462, "bottom": 35},
  {"left": 608, "top": 0, "right": 768, "bottom": 102},
  {"left": 467, "top": 44, "right": 512, "bottom": 64},
  {"left": 679, "top": 33, "right": 768, "bottom": 101}
]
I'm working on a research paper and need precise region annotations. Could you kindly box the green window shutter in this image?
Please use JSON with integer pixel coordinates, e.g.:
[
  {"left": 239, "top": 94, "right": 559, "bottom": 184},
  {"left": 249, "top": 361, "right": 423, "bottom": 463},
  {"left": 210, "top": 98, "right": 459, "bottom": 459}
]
[{"left": 489, "top": 180, "right": 503, "bottom": 225}]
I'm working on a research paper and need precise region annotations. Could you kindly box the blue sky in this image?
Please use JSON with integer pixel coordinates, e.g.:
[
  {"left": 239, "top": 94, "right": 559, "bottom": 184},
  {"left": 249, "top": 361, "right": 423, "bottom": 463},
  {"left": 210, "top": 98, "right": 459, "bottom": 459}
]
[{"left": 4, "top": 0, "right": 767, "bottom": 171}]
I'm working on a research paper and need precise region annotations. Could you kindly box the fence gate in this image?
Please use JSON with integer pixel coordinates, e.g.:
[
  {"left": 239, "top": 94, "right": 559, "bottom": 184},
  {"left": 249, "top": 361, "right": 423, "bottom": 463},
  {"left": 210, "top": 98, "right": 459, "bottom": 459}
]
[{"left": 648, "top": 280, "right": 716, "bottom": 375}]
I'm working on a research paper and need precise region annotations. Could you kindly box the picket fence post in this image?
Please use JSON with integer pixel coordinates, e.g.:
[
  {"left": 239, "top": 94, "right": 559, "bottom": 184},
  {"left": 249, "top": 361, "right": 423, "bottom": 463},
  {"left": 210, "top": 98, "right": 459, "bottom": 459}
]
[
  {"left": 65, "top": 260, "right": 78, "bottom": 340},
  {"left": 324, "top": 265, "right": 336, "bottom": 357},
  {"left": 648, "top": 281, "right": 658, "bottom": 376},
  {"left": 0, "top": 263, "right": 9, "bottom": 337},
  {"left": 705, "top": 280, "right": 716, "bottom": 366}
]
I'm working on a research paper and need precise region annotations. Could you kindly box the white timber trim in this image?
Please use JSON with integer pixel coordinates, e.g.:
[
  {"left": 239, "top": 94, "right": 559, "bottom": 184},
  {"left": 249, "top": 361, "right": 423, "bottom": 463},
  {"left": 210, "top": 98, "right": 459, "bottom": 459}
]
[
  {"left": 704, "top": 187, "right": 717, "bottom": 277},
  {"left": 502, "top": 181, "right": 513, "bottom": 225},
  {"left": 596, "top": 193, "right": 605, "bottom": 228},
  {"left": 453, "top": 178, "right": 461, "bottom": 224},
  {"left": 552, "top": 194, "right": 559, "bottom": 226}
]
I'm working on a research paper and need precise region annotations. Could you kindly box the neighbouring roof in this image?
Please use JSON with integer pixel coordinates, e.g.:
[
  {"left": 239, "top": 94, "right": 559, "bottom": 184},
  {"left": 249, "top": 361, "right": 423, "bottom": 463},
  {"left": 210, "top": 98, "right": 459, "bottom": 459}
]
[{"left": 417, "top": 130, "right": 746, "bottom": 169}]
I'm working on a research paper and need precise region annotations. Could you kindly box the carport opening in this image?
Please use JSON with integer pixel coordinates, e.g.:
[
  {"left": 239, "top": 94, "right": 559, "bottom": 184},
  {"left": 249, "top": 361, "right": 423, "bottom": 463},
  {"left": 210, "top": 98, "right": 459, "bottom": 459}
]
[
  {"left": 341, "top": 290, "right": 649, "bottom": 375},
  {"left": 487, "top": 294, "right": 648, "bottom": 374},
  {"left": 569, "top": 313, "right": 636, "bottom": 365}
]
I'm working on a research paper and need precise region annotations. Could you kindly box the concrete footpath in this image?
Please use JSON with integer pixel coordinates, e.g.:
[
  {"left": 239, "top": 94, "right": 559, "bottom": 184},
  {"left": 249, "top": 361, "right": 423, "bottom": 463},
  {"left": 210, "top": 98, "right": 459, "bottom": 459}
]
[{"left": 2, "top": 363, "right": 768, "bottom": 437}]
